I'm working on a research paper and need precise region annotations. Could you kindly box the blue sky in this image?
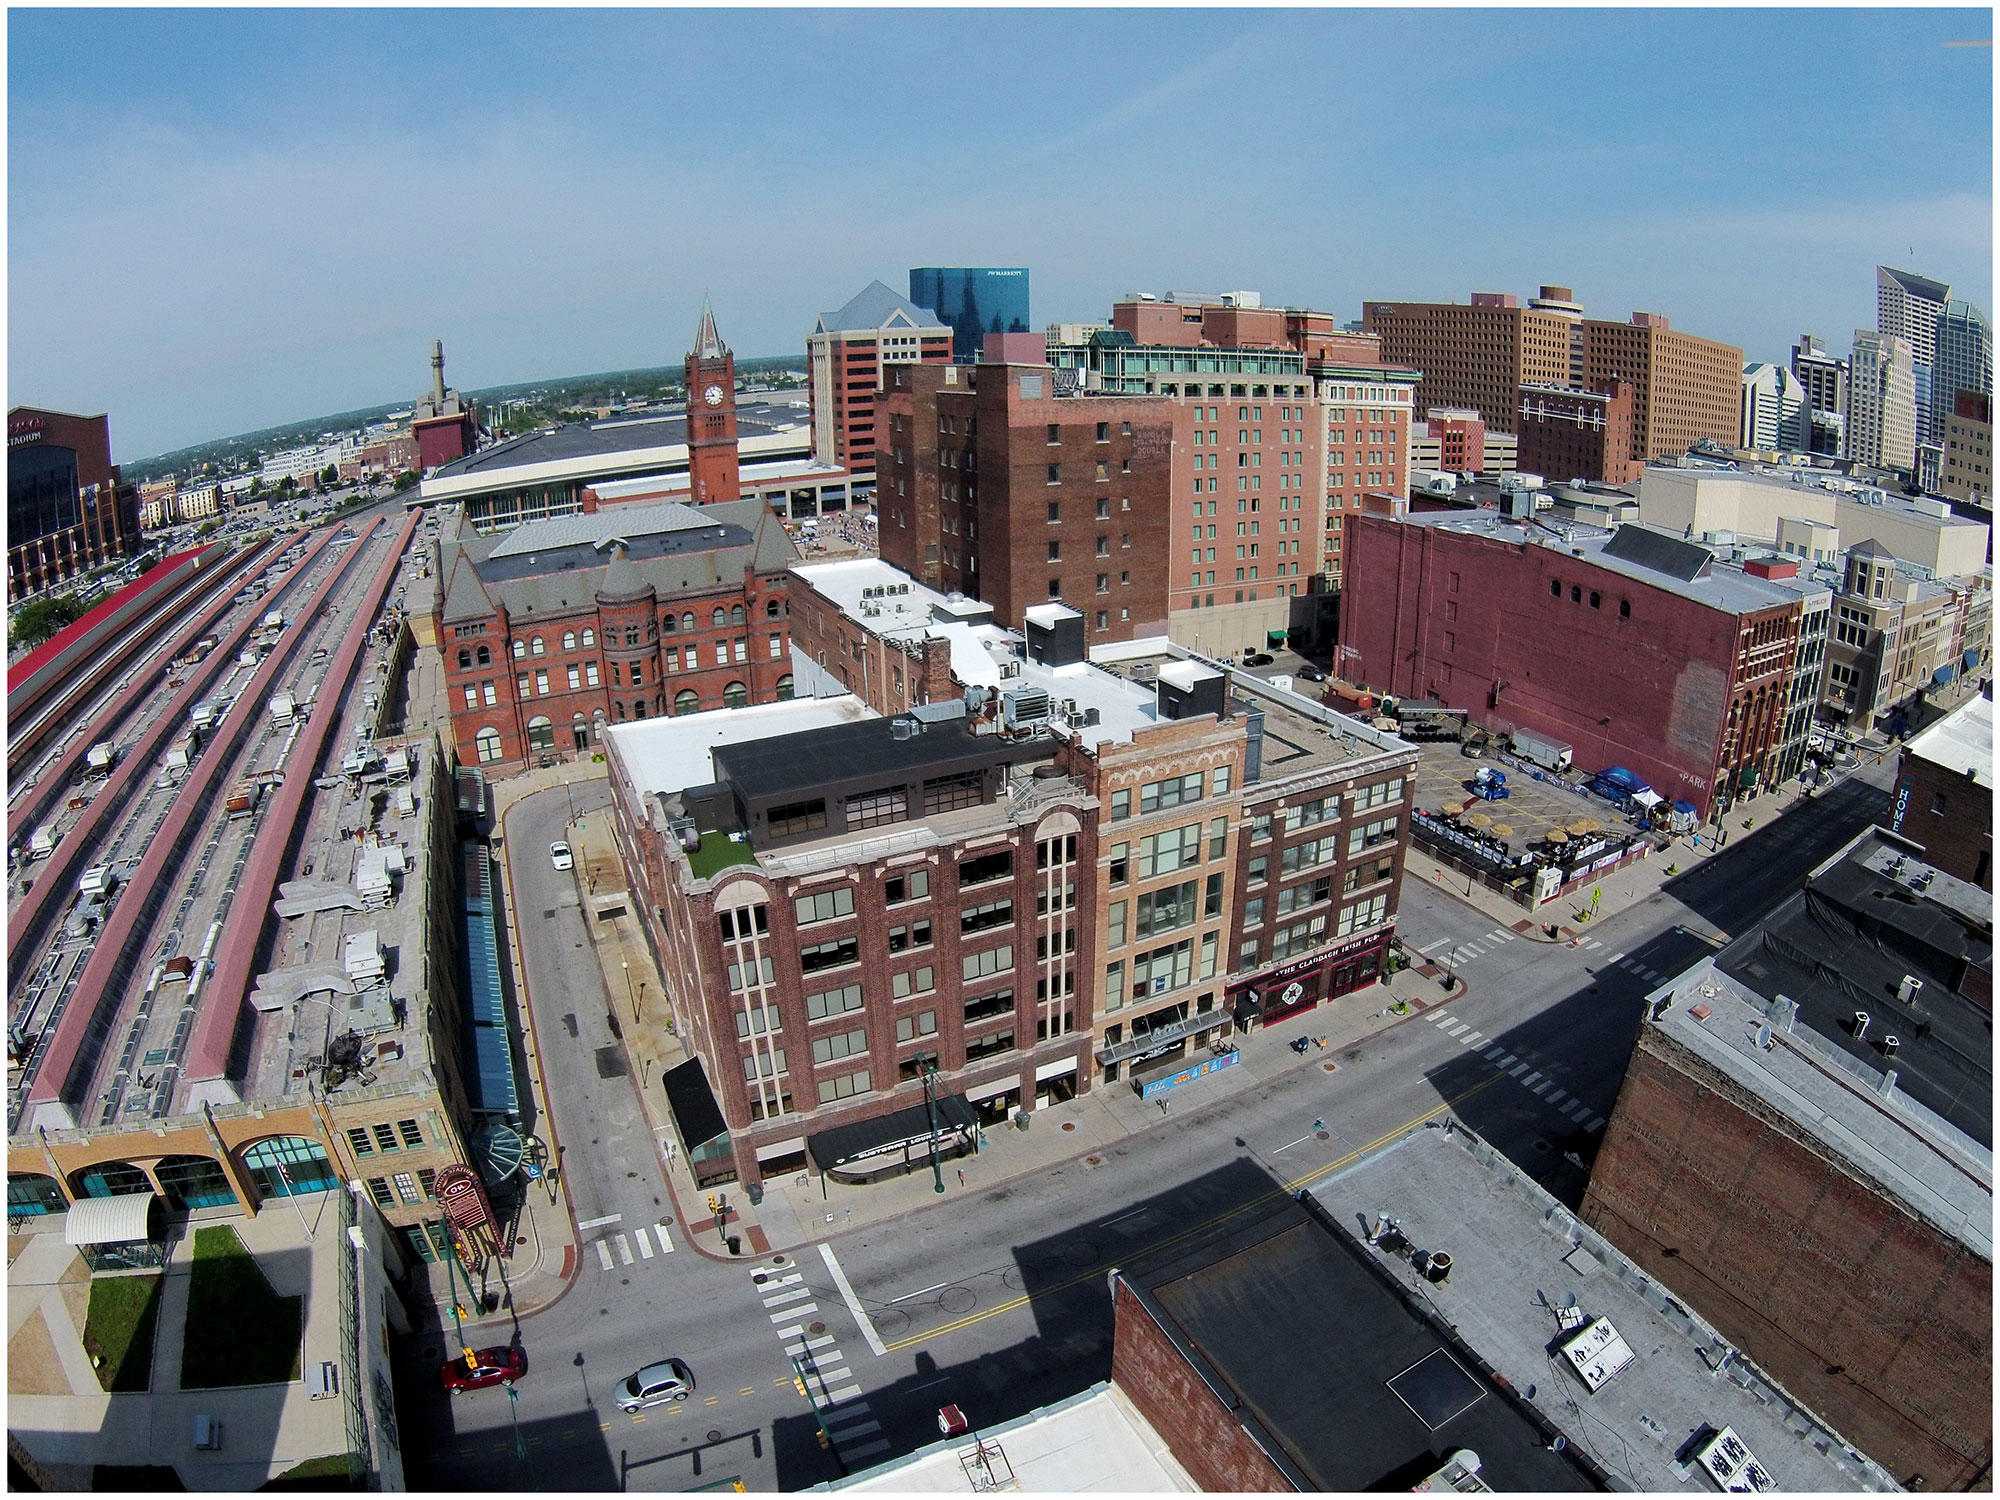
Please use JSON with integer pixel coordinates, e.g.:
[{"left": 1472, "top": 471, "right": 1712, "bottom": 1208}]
[{"left": 10, "top": 8, "right": 1992, "bottom": 461}]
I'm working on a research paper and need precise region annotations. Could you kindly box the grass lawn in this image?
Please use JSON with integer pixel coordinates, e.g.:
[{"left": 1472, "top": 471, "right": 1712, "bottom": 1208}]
[
  {"left": 685, "top": 830, "right": 757, "bottom": 880},
  {"left": 261, "top": 1454, "right": 358, "bottom": 1490},
  {"left": 82, "top": 1274, "right": 163, "bottom": 1392},
  {"left": 179, "top": 1226, "right": 303, "bottom": 1389}
]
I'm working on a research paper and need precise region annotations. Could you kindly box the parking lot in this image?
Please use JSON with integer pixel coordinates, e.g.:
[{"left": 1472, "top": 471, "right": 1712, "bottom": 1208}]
[{"left": 1406, "top": 738, "right": 1634, "bottom": 861}]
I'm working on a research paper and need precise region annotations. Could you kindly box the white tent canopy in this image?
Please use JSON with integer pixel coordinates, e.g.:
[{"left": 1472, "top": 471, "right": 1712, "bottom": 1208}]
[{"left": 64, "top": 1192, "right": 155, "bottom": 1247}]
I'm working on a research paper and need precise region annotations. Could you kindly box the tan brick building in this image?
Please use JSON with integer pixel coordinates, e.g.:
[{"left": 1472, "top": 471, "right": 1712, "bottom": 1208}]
[
  {"left": 1362, "top": 291, "right": 1574, "bottom": 434},
  {"left": 1579, "top": 312, "right": 1743, "bottom": 461}
]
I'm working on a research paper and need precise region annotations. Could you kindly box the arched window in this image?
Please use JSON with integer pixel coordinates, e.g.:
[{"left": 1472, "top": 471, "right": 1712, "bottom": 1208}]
[
  {"left": 457, "top": 648, "right": 472, "bottom": 669},
  {"left": 581, "top": 627, "right": 596, "bottom": 648},
  {"left": 475, "top": 726, "right": 503, "bottom": 763},
  {"left": 661, "top": 613, "right": 677, "bottom": 633},
  {"left": 512, "top": 638, "right": 526, "bottom": 659},
  {"left": 766, "top": 599, "right": 782, "bottom": 620},
  {"left": 562, "top": 630, "right": 576, "bottom": 651},
  {"left": 776, "top": 673, "right": 795, "bottom": 701},
  {"left": 476, "top": 644, "right": 491, "bottom": 666},
  {"left": 711, "top": 607, "right": 727, "bottom": 629},
  {"left": 722, "top": 680, "right": 749, "bottom": 709},
  {"left": 6, "top": 1172, "right": 66, "bottom": 1217},
  {"left": 626, "top": 626, "right": 641, "bottom": 647},
  {"left": 571, "top": 713, "right": 589, "bottom": 750},
  {"left": 241, "top": 1136, "right": 338, "bottom": 1198},
  {"left": 526, "top": 715, "right": 556, "bottom": 753},
  {"left": 681, "top": 611, "right": 696, "bottom": 633},
  {"left": 729, "top": 604, "right": 745, "bottom": 626},
  {"left": 633, "top": 701, "right": 647, "bottom": 720},
  {"left": 154, "top": 1155, "right": 237, "bottom": 1211},
  {"left": 530, "top": 636, "right": 546, "bottom": 656},
  {"left": 614, "top": 701, "right": 627, "bottom": 721},
  {"left": 73, "top": 1161, "right": 151, "bottom": 1199},
  {"left": 674, "top": 689, "right": 700, "bottom": 716}
]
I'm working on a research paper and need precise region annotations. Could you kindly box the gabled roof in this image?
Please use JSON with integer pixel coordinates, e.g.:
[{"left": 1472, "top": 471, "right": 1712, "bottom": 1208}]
[
  {"left": 814, "top": 280, "right": 949, "bottom": 336},
  {"left": 1847, "top": 536, "right": 1896, "bottom": 559},
  {"left": 1602, "top": 524, "right": 1714, "bottom": 582},
  {"left": 439, "top": 545, "right": 496, "bottom": 625}
]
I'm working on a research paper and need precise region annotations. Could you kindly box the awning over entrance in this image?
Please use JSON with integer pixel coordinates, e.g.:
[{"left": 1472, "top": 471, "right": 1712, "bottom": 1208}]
[
  {"left": 808, "top": 1094, "right": 979, "bottom": 1175},
  {"left": 65, "top": 1192, "right": 155, "bottom": 1247},
  {"left": 1094, "top": 1009, "right": 1231, "bottom": 1066},
  {"left": 662, "top": 1058, "right": 729, "bottom": 1152}
]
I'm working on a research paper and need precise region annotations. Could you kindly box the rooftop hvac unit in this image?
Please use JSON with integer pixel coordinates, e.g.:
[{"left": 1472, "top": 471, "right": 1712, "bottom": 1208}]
[
  {"left": 1083, "top": 706, "right": 1101, "bottom": 726},
  {"left": 1897, "top": 975, "right": 1923, "bottom": 1005},
  {"left": 1002, "top": 686, "right": 1051, "bottom": 730},
  {"left": 890, "top": 718, "right": 918, "bottom": 740},
  {"left": 999, "top": 660, "right": 1021, "bottom": 679}
]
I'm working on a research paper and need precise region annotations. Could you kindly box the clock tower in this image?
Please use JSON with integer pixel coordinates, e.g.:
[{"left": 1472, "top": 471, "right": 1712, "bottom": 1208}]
[{"left": 685, "top": 297, "right": 741, "bottom": 506}]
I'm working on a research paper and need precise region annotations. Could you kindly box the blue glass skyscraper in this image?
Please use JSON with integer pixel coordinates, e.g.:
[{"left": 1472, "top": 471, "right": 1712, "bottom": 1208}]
[{"left": 909, "top": 268, "right": 1031, "bottom": 362}]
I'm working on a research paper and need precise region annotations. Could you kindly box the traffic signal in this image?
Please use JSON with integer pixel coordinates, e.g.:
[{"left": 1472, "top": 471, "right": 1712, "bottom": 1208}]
[
  {"left": 793, "top": 1376, "right": 808, "bottom": 1397},
  {"left": 817, "top": 1431, "right": 831, "bottom": 1450}
]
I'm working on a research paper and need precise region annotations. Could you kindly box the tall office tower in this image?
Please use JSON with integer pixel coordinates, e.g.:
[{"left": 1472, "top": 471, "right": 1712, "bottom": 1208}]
[
  {"left": 909, "top": 268, "right": 1031, "bottom": 363},
  {"left": 1876, "top": 265, "right": 1950, "bottom": 443},
  {"left": 807, "top": 281, "right": 954, "bottom": 473},
  {"left": 1934, "top": 299, "right": 1994, "bottom": 431},
  {"left": 1792, "top": 334, "right": 1849, "bottom": 456},
  {"left": 1739, "top": 363, "right": 1808, "bottom": 451},
  {"left": 1362, "top": 290, "right": 1574, "bottom": 433},
  {"left": 1847, "top": 329, "right": 1918, "bottom": 472},
  {"left": 1578, "top": 312, "right": 1743, "bottom": 461}
]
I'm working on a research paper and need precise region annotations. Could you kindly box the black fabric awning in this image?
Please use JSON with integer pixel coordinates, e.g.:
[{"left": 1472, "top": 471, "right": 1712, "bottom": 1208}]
[
  {"left": 808, "top": 1093, "right": 979, "bottom": 1173},
  {"left": 661, "top": 1057, "right": 729, "bottom": 1151}
]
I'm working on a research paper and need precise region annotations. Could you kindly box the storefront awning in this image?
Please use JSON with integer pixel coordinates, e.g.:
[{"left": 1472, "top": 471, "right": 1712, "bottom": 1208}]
[
  {"left": 65, "top": 1193, "right": 155, "bottom": 1247},
  {"left": 808, "top": 1094, "right": 978, "bottom": 1174},
  {"left": 662, "top": 1058, "right": 729, "bottom": 1153},
  {"left": 1932, "top": 663, "right": 1957, "bottom": 687},
  {"left": 1094, "top": 1009, "right": 1232, "bottom": 1066}
]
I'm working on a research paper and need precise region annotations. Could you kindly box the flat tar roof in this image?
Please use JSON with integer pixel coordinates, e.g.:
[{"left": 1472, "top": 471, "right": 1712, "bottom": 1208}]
[
  {"left": 1116, "top": 1194, "right": 1596, "bottom": 1492},
  {"left": 1309, "top": 1125, "right": 1896, "bottom": 1492},
  {"left": 604, "top": 694, "right": 876, "bottom": 802},
  {"left": 1903, "top": 693, "right": 1992, "bottom": 790}
]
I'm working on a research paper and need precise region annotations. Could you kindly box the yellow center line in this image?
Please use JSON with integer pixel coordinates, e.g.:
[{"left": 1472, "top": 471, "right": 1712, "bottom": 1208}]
[{"left": 880, "top": 1073, "right": 1508, "bottom": 1352}]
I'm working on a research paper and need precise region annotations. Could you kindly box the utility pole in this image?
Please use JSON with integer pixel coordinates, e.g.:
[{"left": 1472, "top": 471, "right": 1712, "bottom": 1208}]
[{"left": 919, "top": 1055, "right": 946, "bottom": 1194}]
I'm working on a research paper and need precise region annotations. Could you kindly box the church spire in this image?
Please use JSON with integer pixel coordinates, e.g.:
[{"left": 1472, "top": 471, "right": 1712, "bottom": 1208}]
[{"left": 693, "top": 295, "right": 728, "bottom": 360}]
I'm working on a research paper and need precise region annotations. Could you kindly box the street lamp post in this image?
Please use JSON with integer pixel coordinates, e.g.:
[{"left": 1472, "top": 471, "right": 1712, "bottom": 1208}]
[
  {"left": 919, "top": 1056, "right": 946, "bottom": 1194},
  {"left": 621, "top": 960, "right": 638, "bottom": 1024}
]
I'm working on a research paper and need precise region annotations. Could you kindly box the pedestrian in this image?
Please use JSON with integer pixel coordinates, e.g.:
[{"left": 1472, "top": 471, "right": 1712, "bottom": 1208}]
[
  {"left": 956, "top": 1168, "right": 966, "bottom": 1187},
  {"left": 1159, "top": 1098, "right": 1170, "bottom": 1115}
]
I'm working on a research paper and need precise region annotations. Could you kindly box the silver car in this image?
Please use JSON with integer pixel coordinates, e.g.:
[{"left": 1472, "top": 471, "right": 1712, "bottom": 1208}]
[{"left": 616, "top": 1358, "right": 695, "bottom": 1411}]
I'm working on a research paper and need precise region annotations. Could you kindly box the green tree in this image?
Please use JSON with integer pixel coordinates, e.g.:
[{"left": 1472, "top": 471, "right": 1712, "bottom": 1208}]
[
  {"left": 278, "top": 475, "right": 296, "bottom": 493},
  {"left": 320, "top": 464, "right": 338, "bottom": 487},
  {"left": 9, "top": 593, "right": 88, "bottom": 649},
  {"left": 248, "top": 476, "right": 263, "bottom": 498},
  {"left": 392, "top": 470, "right": 420, "bottom": 492}
]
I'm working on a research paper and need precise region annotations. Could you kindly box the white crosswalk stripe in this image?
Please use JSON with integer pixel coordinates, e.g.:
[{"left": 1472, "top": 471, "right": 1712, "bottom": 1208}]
[
  {"left": 770, "top": 1302, "right": 819, "bottom": 1323},
  {"left": 595, "top": 1239, "right": 613, "bottom": 1271},
  {"left": 1607, "top": 952, "right": 1626, "bottom": 965},
  {"left": 844, "top": 1438, "right": 892, "bottom": 1461},
  {"left": 616, "top": 1234, "right": 634, "bottom": 1266},
  {"left": 1585, "top": 1116, "right": 1606, "bottom": 1133},
  {"left": 1445, "top": 1021, "right": 1469, "bottom": 1037},
  {"left": 655, "top": 1224, "right": 674, "bottom": 1254},
  {"left": 827, "top": 1383, "right": 864, "bottom": 1401},
  {"left": 1546, "top": 1089, "right": 1567, "bottom": 1106},
  {"left": 636, "top": 1231, "right": 654, "bottom": 1259},
  {"left": 1461, "top": 1030, "right": 1483, "bottom": 1046},
  {"left": 784, "top": 1334, "right": 838, "bottom": 1357},
  {"left": 827, "top": 1415, "right": 881, "bottom": 1440},
  {"left": 765, "top": 1286, "right": 813, "bottom": 1307},
  {"left": 1488, "top": 928, "right": 1514, "bottom": 943},
  {"left": 752, "top": 1266, "right": 883, "bottom": 1463},
  {"left": 1531, "top": 1079, "right": 1552, "bottom": 1095}
]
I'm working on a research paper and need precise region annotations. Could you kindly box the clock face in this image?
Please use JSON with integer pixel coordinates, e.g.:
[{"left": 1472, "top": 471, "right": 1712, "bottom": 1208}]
[{"left": 703, "top": 384, "right": 724, "bottom": 407}]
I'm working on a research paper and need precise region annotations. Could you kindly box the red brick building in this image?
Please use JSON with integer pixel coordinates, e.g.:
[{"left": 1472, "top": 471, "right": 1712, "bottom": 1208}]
[
  {"left": 7, "top": 407, "right": 138, "bottom": 602},
  {"left": 685, "top": 299, "right": 741, "bottom": 506},
  {"left": 411, "top": 340, "right": 479, "bottom": 472},
  {"left": 1340, "top": 512, "right": 1806, "bottom": 814},
  {"left": 1887, "top": 693, "right": 1992, "bottom": 889},
  {"left": 1516, "top": 380, "right": 1640, "bottom": 484},
  {"left": 433, "top": 497, "right": 798, "bottom": 769},
  {"left": 807, "top": 281, "right": 953, "bottom": 476},
  {"left": 876, "top": 362, "right": 1175, "bottom": 643},
  {"left": 1427, "top": 407, "right": 1486, "bottom": 474}
]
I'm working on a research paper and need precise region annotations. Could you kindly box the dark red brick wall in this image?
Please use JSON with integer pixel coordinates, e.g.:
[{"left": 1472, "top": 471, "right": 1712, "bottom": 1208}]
[
  {"left": 1110, "top": 1279, "right": 1291, "bottom": 1491},
  {"left": 1890, "top": 748, "right": 1993, "bottom": 891},
  {"left": 1339, "top": 513, "right": 1803, "bottom": 814},
  {"left": 1582, "top": 1032, "right": 1992, "bottom": 1490}
]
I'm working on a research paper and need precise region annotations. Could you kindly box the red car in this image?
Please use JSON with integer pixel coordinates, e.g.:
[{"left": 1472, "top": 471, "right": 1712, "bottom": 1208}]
[{"left": 441, "top": 1346, "right": 527, "bottom": 1393}]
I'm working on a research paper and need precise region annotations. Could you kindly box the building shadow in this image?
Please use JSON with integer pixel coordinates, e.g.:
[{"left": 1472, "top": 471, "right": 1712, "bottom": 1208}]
[{"left": 1658, "top": 773, "right": 1886, "bottom": 933}]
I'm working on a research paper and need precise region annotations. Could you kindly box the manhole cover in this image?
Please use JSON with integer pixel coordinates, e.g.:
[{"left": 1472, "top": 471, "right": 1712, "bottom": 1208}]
[
  {"left": 707, "top": 1429, "right": 723, "bottom": 1443},
  {"left": 1315, "top": 1130, "right": 1330, "bottom": 1141},
  {"left": 753, "top": 1272, "right": 768, "bottom": 1285},
  {"left": 1534, "top": 1138, "right": 1552, "bottom": 1153},
  {"left": 516, "top": 1236, "right": 528, "bottom": 1246},
  {"left": 1061, "top": 1121, "right": 1076, "bottom": 1131},
  {"left": 939, "top": 1286, "right": 976, "bottom": 1314},
  {"left": 808, "top": 1321, "right": 826, "bottom": 1335},
  {"left": 1321, "top": 1061, "right": 1339, "bottom": 1072},
  {"left": 1085, "top": 1155, "right": 1104, "bottom": 1167},
  {"left": 772, "top": 1255, "right": 787, "bottom": 1266},
  {"left": 423, "top": 1344, "right": 440, "bottom": 1360}
]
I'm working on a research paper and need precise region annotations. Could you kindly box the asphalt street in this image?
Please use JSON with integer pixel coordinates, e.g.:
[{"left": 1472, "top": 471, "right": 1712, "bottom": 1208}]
[{"left": 402, "top": 755, "right": 1898, "bottom": 1490}]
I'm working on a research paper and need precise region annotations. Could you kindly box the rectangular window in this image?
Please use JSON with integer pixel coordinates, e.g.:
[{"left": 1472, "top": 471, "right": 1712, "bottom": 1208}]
[
  {"left": 718, "top": 905, "right": 770, "bottom": 941},
  {"left": 886, "top": 919, "right": 933, "bottom": 952},
  {"left": 1337, "top": 893, "right": 1389, "bottom": 936},
  {"left": 1107, "top": 899, "right": 1128, "bottom": 949},
  {"left": 958, "top": 849, "right": 1013, "bottom": 887},
  {"left": 568, "top": 665, "right": 582, "bottom": 690},
  {"left": 1138, "top": 772, "right": 1204, "bottom": 817},
  {"left": 1110, "top": 789, "right": 1131, "bottom": 821},
  {"left": 963, "top": 988, "right": 1016, "bottom": 1023},
  {"left": 884, "top": 869, "right": 930, "bottom": 904},
  {"left": 1104, "top": 960, "right": 1125, "bottom": 1011},
  {"left": 585, "top": 662, "right": 600, "bottom": 687},
  {"left": 367, "top": 1177, "right": 394, "bottom": 1208},
  {"left": 768, "top": 798, "right": 829, "bottom": 837},
  {"left": 844, "top": 787, "right": 909, "bottom": 830},
  {"left": 965, "top": 1030, "right": 1016, "bottom": 1063},
  {"left": 961, "top": 944, "right": 1014, "bottom": 981},
  {"left": 804, "top": 983, "right": 864, "bottom": 1021},
  {"left": 821, "top": 1069, "right": 871, "bottom": 1101},
  {"left": 742, "top": 1048, "right": 789, "bottom": 1080},
  {"left": 1036, "top": 834, "right": 1077, "bottom": 869},
  {"left": 960, "top": 898, "right": 1014, "bottom": 934},
  {"left": 1348, "top": 817, "right": 1399, "bottom": 855},
  {"left": 895, "top": 1010, "right": 939, "bottom": 1043},
  {"left": 922, "top": 770, "right": 984, "bottom": 814},
  {"left": 799, "top": 937, "right": 861, "bottom": 974},
  {"left": 347, "top": 1128, "right": 374, "bottom": 1157},
  {"left": 735, "top": 1002, "right": 779, "bottom": 1038},
  {"left": 482, "top": 682, "right": 497, "bottom": 707},
  {"left": 812, "top": 1028, "right": 869, "bottom": 1065},
  {"left": 726, "top": 954, "right": 776, "bottom": 992},
  {"left": 1134, "top": 879, "right": 1200, "bottom": 938},
  {"left": 372, "top": 1123, "right": 400, "bottom": 1154},
  {"left": 394, "top": 1172, "right": 422, "bottom": 1205},
  {"left": 795, "top": 887, "right": 856, "bottom": 925},
  {"left": 891, "top": 966, "right": 936, "bottom": 1000},
  {"left": 769, "top": 633, "right": 784, "bottom": 659},
  {"left": 397, "top": 1118, "right": 423, "bottom": 1148},
  {"left": 1129, "top": 937, "right": 1195, "bottom": 999}
]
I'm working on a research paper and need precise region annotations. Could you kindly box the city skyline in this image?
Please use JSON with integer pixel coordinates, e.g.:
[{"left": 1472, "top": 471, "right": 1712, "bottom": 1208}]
[{"left": 9, "top": 7, "right": 1992, "bottom": 461}]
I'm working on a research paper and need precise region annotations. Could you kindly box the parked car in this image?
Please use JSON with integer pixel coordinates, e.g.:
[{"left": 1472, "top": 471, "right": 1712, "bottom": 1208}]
[
  {"left": 441, "top": 1346, "right": 527, "bottom": 1393},
  {"left": 1296, "top": 665, "right": 1327, "bottom": 682},
  {"left": 550, "top": 840, "right": 574, "bottom": 871},
  {"left": 1242, "top": 652, "right": 1275, "bottom": 667},
  {"left": 616, "top": 1358, "right": 696, "bottom": 1411}
]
